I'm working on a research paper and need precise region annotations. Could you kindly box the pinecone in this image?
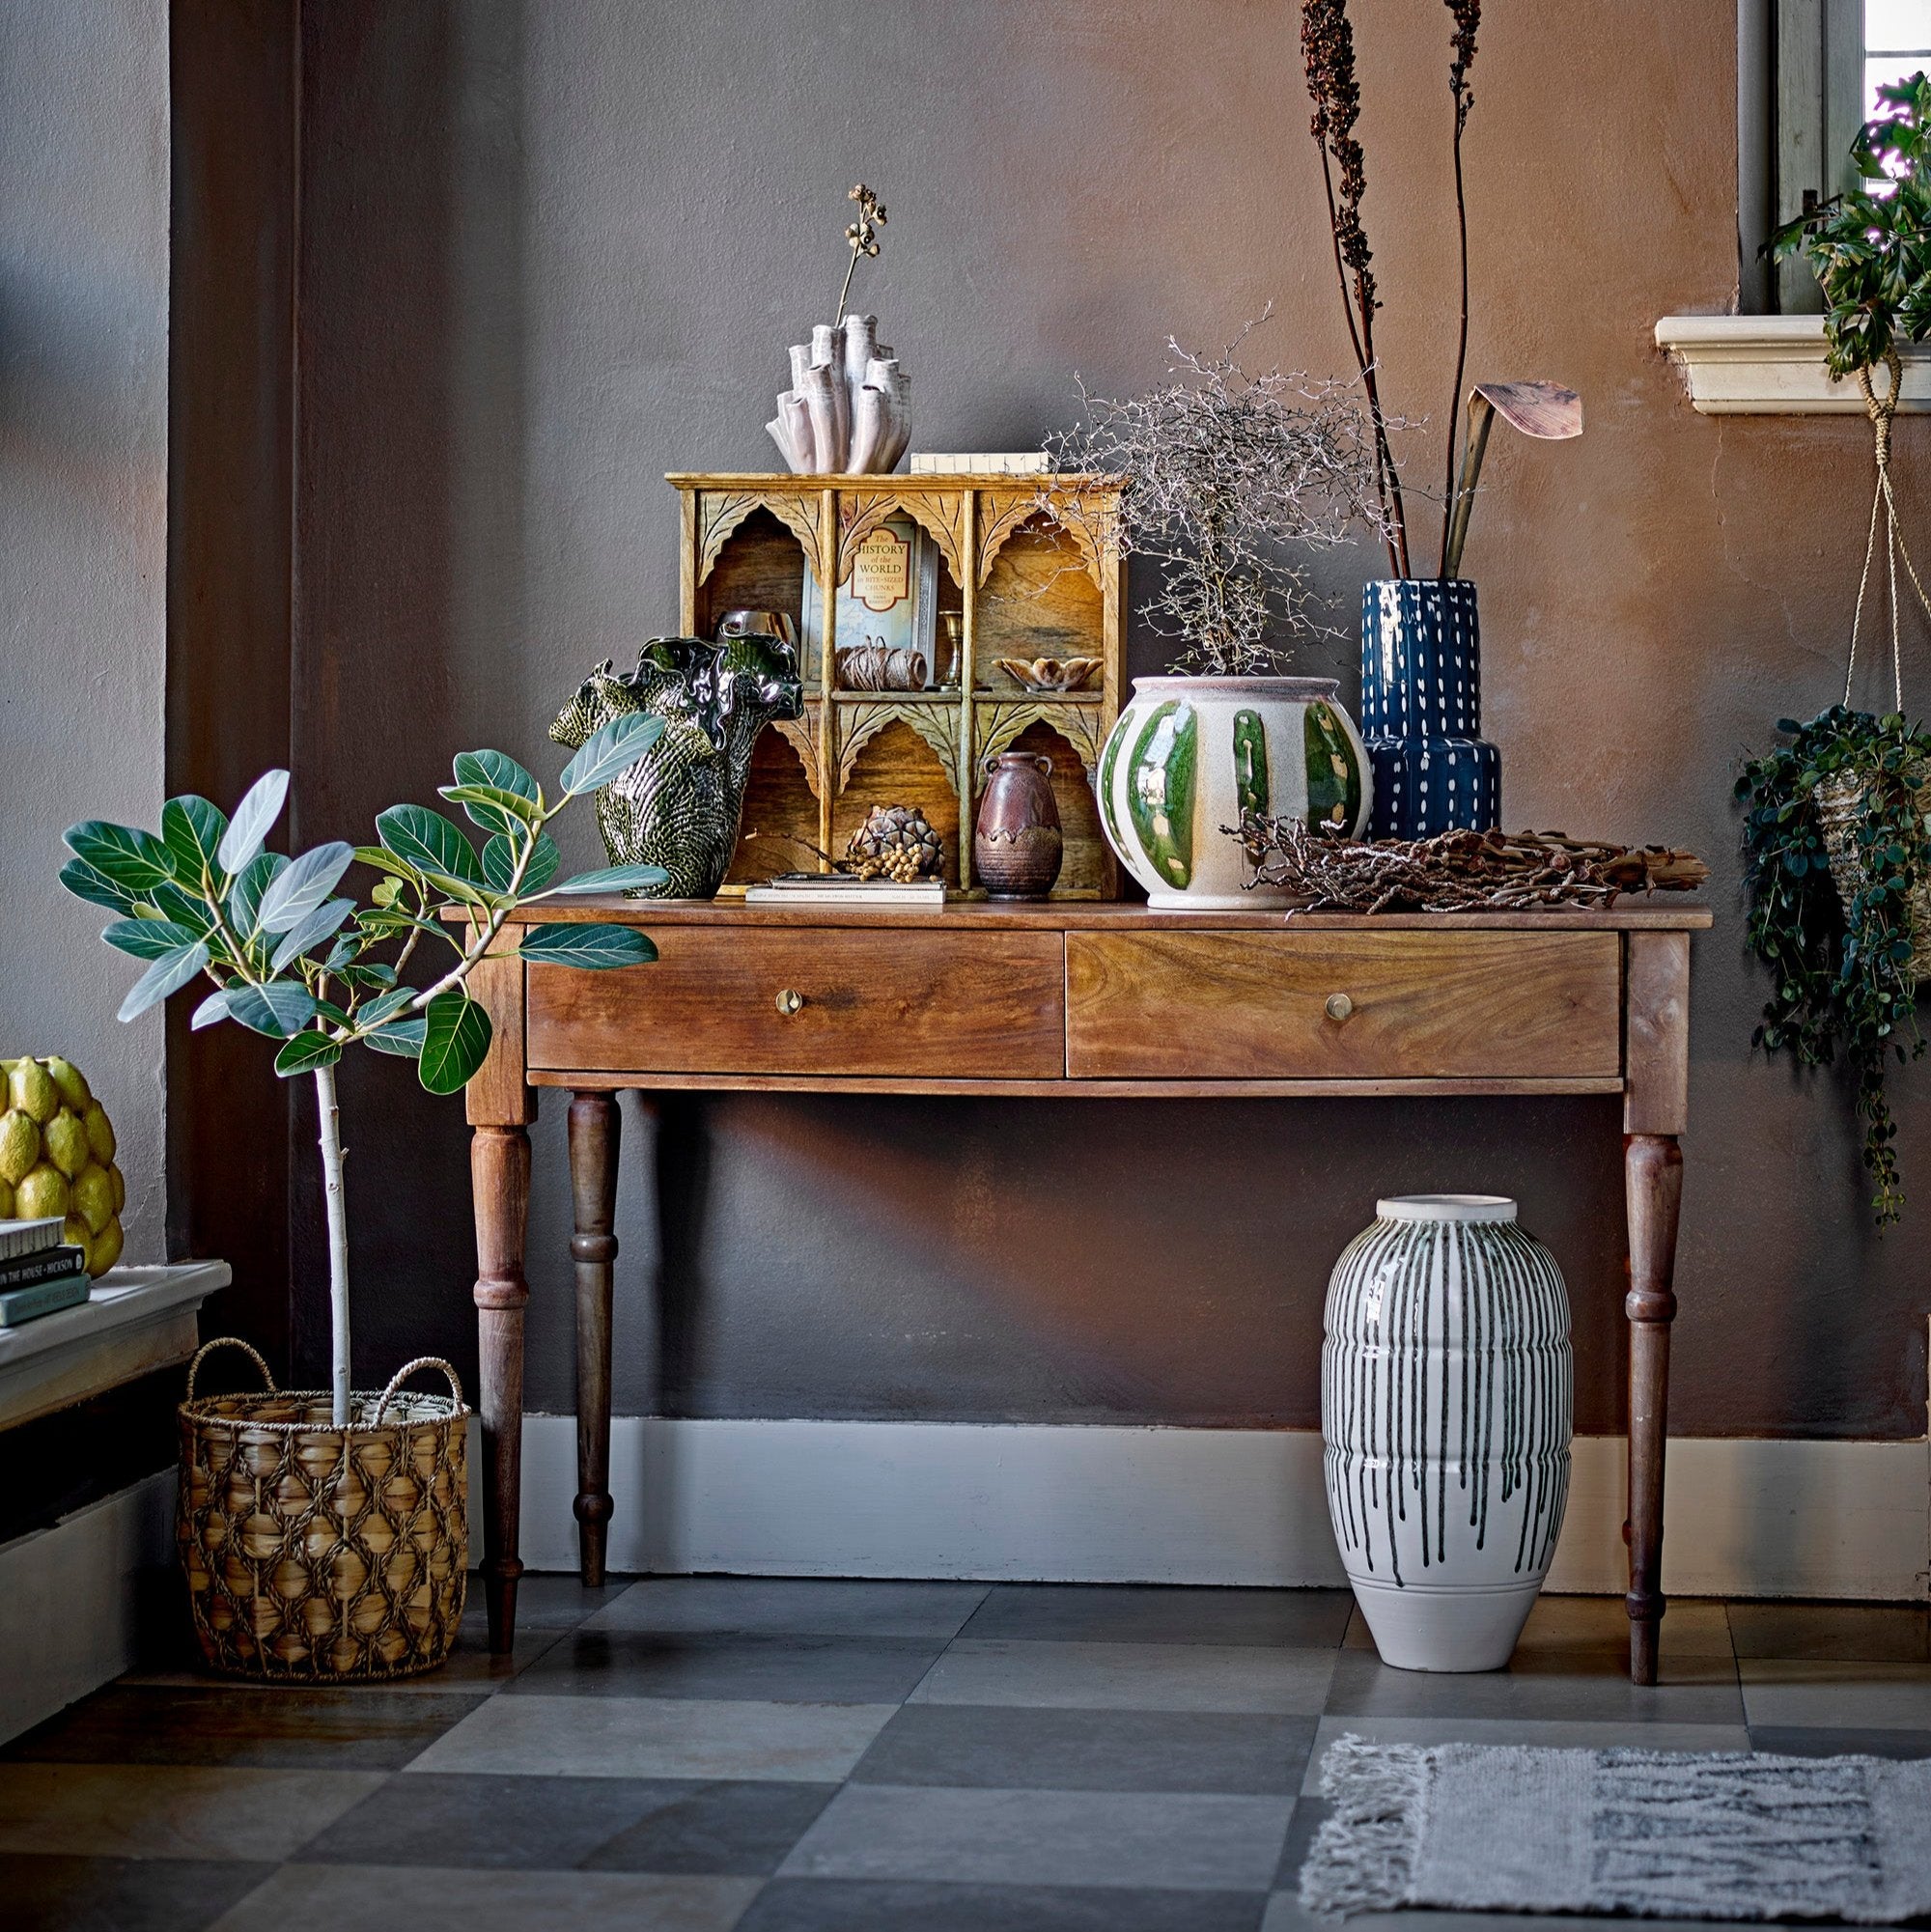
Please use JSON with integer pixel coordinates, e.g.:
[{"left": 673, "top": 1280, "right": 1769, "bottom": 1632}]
[{"left": 842, "top": 804, "right": 944, "bottom": 882}]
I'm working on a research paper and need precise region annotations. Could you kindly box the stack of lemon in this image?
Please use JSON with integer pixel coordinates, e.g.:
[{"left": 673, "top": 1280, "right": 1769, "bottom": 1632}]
[{"left": 0, "top": 1057, "right": 125, "bottom": 1275}]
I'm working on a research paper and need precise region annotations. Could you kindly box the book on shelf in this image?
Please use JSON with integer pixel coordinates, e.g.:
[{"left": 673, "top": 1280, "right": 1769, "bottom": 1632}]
[
  {"left": 745, "top": 873, "right": 946, "bottom": 908},
  {"left": 0, "top": 1218, "right": 64, "bottom": 1263},
  {"left": 0, "top": 1269, "right": 90, "bottom": 1329},
  {"left": 0, "top": 1244, "right": 88, "bottom": 1290}
]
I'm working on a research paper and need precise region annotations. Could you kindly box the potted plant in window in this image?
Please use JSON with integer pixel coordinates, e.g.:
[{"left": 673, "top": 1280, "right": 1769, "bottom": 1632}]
[
  {"left": 59, "top": 714, "right": 665, "bottom": 1678},
  {"left": 1739, "top": 73, "right": 1931, "bottom": 1226},
  {"left": 1046, "top": 326, "right": 1388, "bottom": 907}
]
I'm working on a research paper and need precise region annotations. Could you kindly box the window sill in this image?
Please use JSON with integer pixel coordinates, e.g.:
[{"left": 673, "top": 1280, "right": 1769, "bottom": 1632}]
[
  {"left": 0, "top": 1262, "right": 230, "bottom": 1431},
  {"left": 1654, "top": 315, "right": 1931, "bottom": 414}
]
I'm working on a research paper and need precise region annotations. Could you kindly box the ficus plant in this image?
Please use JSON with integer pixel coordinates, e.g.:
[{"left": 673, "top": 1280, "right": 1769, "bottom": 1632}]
[
  {"left": 60, "top": 713, "right": 668, "bottom": 1424},
  {"left": 1737, "top": 706, "right": 1931, "bottom": 1225}
]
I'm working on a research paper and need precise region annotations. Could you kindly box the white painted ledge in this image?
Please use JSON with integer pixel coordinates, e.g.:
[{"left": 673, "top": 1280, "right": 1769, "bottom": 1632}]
[
  {"left": 0, "top": 1261, "right": 229, "bottom": 1431},
  {"left": 1655, "top": 314, "right": 1931, "bottom": 413},
  {"left": 509, "top": 1416, "right": 1931, "bottom": 1603}
]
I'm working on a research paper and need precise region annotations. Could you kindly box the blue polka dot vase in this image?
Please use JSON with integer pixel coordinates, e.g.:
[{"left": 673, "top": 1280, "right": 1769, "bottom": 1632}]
[{"left": 1359, "top": 579, "right": 1500, "bottom": 838}]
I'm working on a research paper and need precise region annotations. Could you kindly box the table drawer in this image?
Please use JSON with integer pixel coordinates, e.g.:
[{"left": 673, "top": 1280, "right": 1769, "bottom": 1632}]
[
  {"left": 527, "top": 926, "right": 1066, "bottom": 1078},
  {"left": 1066, "top": 930, "right": 1621, "bottom": 1080}
]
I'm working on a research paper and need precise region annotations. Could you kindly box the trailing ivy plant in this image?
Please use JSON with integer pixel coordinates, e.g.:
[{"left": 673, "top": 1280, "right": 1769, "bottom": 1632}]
[
  {"left": 59, "top": 714, "right": 667, "bottom": 1423},
  {"left": 1736, "top": 706, "right": 1931, "bottom": 1223}
]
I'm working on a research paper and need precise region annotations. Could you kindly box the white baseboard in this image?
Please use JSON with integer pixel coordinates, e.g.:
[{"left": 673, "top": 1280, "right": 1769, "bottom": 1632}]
[
  {"left": 0, "top": 1470, "right": 174, "bottom": 1744},
  {"left": 508, "top": 1418, "right": 1931, "bottom": 1603}
]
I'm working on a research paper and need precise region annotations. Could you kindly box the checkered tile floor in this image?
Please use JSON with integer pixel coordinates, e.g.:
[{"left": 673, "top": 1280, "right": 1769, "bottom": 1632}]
[{"left": 4, "top": 1580, "right": 1929, "bottom": 1929}]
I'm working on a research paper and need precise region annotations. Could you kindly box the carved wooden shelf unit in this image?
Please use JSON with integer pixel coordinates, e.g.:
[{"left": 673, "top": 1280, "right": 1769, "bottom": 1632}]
[{"left": 669, "top": 471, "right": 1124, "bottom": 895}]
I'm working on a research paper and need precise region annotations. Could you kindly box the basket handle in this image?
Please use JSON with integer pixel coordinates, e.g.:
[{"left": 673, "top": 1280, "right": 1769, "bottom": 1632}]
[
  {"left": 372, "top": 1356, "right": 466, "bottom": 1424},
  {"left": 184, "top": 1336, "right": 277, "bottom": 1401}
]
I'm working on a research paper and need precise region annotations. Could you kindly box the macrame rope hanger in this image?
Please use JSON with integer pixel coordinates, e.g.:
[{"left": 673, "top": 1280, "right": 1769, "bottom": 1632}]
[{"left": 1844, "top": 348, "right": 1931, "bottom": 711}]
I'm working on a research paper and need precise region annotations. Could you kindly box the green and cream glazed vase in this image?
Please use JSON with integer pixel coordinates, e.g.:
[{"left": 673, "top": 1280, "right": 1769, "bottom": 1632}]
[
  {"left": 1096, "top": 676, "right": 1371, "bottom": 908},
  {"left": 1324, "top": 1194, "right": 1573, "bottom": 1672}
]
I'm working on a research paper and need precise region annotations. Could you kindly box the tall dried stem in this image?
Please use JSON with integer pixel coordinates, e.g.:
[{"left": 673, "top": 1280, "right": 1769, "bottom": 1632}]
[{"left": 1440, "top": 2, "right": 1481, "bottom": 577}]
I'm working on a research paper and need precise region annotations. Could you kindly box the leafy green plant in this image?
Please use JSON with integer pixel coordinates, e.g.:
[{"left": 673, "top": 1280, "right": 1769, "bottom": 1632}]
[
  {"left": 1736, "top": 705, "right": 1931, "bottom": 1223},
  {"left": 1768, "top": 72, "right": 1931, "bottom": 381},
  {"left": 60, "top": 715, "right": 668, "bottom": 1422}
]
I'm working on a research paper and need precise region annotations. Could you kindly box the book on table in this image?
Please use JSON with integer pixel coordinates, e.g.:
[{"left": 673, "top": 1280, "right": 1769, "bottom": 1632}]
[
  {"left": 0, "top": 1269, "right": 90, "bottom": 1328},
  {"left": 0, "top": 1217, "right": 64, "bottom": 1263},
  {"left": 744, "top": 874, "right": 946, "bottom": 908},
  {"left": 0, "top": 1244, "right": 88, "bottom": 1290}
]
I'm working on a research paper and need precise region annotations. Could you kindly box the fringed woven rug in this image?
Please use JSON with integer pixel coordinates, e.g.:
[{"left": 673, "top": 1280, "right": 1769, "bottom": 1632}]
[{"left": 1302, "top": 1735, "right": 1931, "bottom": 1922}]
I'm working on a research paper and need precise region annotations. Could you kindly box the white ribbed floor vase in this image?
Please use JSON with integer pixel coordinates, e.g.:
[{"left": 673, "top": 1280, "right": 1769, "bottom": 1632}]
[{"left": 1302, "top": 1736, "right": 1931, "bottom": 1921}]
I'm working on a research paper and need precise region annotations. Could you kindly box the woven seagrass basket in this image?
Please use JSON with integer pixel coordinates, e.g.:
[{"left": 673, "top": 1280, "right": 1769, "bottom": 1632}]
[
  {"left": 178, "top": 1338, "right": 468, "bottom": 1682},
  {"left": 1815, "top": 767, "right": 1931, "bottom": 984}
]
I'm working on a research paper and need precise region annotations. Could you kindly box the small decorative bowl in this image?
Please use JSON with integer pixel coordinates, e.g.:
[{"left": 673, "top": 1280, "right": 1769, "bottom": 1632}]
[{"left": 993, "top": 656, "right": 1103, "bottom": 693}]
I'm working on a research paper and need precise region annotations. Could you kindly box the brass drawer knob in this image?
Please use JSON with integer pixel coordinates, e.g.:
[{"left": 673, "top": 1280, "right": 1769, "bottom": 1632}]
[
  {"left": 1325, "top": 993, "right": 1355, "bottom": 1022},
  {"left": 775, "top": 988, "right": 805, "bottom": 1017}
]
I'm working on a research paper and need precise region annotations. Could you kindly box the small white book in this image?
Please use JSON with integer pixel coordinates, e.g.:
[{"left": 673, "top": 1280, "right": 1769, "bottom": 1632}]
[
  {"left": 746, "top": 875, "right": 945, "bottom": 908},
  {"left": 0, "top": 1218, "right": 64, "bottom": 1263}
]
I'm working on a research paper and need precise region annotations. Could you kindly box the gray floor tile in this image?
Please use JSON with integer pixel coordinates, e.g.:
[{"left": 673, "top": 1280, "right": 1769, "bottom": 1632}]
[
  {"left": 780, "top": 1783, "right": 1292, "bottom": 1891},
  {"left": 590, "top": 1577, "right": 989, "bottom": 1640},
  {"left": 1728, "top": 1599, "right": 1931, "bottom": 1663},
  {"left": 0, "top": 1853, "right": 275, "bottom": 1932},
  {"left": 4, "top": 1686, "right": 488, "bottom": 1770},
  {"left": 119, "top": 1631, "right": 562, "bottom": 1696},
  {"left": 1299, "top": 1716, "right": 1752, "bottom": 1792},
  {"left": 207, "top": 1862, "right": 760, "bottom": 1931},
  {"left": 853, "top": 1703, "right": 1316, "bottom": 1794},
  {"left": 1264, "top": 1902, "right": 1765, "bottom": 1932},
  {"left": 1324, "top": 1645, "right": 1744, "bottom": 1725},
  {"left": 742, "top": 1877, "right": 1270, "bottom": 1931},
  {"left": 910, "top": 1639, "right": 1336, "bottom": 1714},
  {"left": 294, "top": 1770, "right": 704, "bottom": 1868},
  {"left": 406, "top": 1693, "right": 897, "bottom": 1781},
  {"left": 962, "top": 1585, "right": 1352, "bottom": 1649},
  {"left": 1738, "top": 1658, "right": 1931, "bottom": 1729},
  {"left": 459, "top": 1571, "right": 640, "bottom": 1633},
  {"left": 506, "top": 1627, "right": 944, "bottom": 1702},
  {"left": 584, "top": 1778, "right": 838, "bottom": 1874},
  {"left": 0, "top": 1763, "right": 386, "bottom": 1861},
  {"left": 1749, "top": 1723, "right": 1931, "bottom": 1759}
]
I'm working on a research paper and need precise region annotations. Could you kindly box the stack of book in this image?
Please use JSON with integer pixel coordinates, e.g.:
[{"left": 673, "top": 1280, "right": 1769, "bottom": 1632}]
[
  {"left": 743, "top": 873, "right": 946, "bottom": 909},
  {"left": 0, "top": 1218, "right": 92, "bottom": 1327}
]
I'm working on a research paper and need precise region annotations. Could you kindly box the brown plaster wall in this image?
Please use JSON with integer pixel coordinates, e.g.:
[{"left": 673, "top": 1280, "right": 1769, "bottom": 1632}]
[{"left": 273, "top": 0, "right": 1929, "bottom": 1437}]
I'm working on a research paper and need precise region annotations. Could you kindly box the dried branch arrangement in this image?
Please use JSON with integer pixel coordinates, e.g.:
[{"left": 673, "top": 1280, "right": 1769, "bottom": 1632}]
[
  {"left": 1042, "top": 320, "right": 1389, "bottom": 676},
  {"left": 1235, "top": 817, "right": 1709, "bottom": 912}
]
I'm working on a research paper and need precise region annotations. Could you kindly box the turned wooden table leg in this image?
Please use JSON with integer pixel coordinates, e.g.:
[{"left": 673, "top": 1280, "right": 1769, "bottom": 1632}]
[
  {"left": 472, "top": 1121, "right": 531, "bottom": 1654},
  {"left": 570, "top": 1090, "right": 620, "bottom": 1587},
  {"left": 1624, "top": 1132, "right": 1681, "bottom": 1687},
  {"left": 1622, "top": 930, "right": 1690, "bottom": 1687}
]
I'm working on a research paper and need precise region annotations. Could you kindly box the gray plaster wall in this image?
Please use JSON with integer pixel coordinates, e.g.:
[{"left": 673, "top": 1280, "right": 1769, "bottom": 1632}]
[
  {"left": 0, "top": 1, "right": 169, "bottom": 1259},
  {"left": 292, "top": 0, "right": 1928, "bottom": 1439}
]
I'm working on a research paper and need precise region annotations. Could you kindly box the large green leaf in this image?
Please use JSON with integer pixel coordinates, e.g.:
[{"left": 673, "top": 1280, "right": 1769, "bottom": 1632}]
[
  {"left": 542, "top": 864, "right": 672, "bottom": 896},
  {"left": 269, "top": 895, "right": 356, "bottom": 971},
  {"left": 224, "top": 980, "right": 322, "bottom": 1038},
  {"left": 228, "top": 852, "right": 288, "bottom": 938},
  {"left": 117, "top": 941, "right": 210, "bottom": 1022},
  {"left": 366, "top": 1017, "right": 427, "bottom": 1059},
  {"left": 190, "top": 988, "right": 234, "bottom": 1031},
  {"left": 358, "top": 985, "right": 417, "bottom": 1029},
  {"left": 257, "top": 841, "right": 354, "bottom": 934},
  {"left": 60, "top": 856, "right": 137, "bottom": 914},
  {"left": 102, "top": 917, "right": 205, "bottom": 961},
  {"left": 216, "top": 770, "right": 290, "bottom": 875},
  {"left": 273, "top": 1030, "right": 342, "bottom": 1077},
  {"left": 376, "top": 805, "right": 485, "bottom": 889},
  {"left": 143, "top": 880, "right": 217, "bottom": 935},
  {"left": 438, "top": 782, "right": 543, "bottom": 840},
  {"left": 418, "top": 990, "right": 492, "bottom": 1093},
  {"left": 559, "top": 713, "right": 664, "bottom": 795},
  {"left": 518, "top": 923, "right": 658, "bottom": 969},
  {"left": 453, "top": 749, "right": 539, "bottom": 805},
  {"left": 64, "top": 821, "right": 175, "bottom": 898},
  {"left": 160, "top": 796, "right": 230, "bottom": 885},
  {"left": 482, "top": 829, "right": 560, "bottom": 895}
]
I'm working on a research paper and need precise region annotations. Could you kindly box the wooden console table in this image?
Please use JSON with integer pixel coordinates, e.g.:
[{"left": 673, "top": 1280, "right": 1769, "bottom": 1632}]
[{"left": 462, "top": 900, "right": 1708, "bottom": 1683}]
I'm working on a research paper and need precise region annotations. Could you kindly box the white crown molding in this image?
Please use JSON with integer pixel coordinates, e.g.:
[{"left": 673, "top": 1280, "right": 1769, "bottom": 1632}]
[{"left": 1655, "top": 314, "right": 1931, "bottom": 414}]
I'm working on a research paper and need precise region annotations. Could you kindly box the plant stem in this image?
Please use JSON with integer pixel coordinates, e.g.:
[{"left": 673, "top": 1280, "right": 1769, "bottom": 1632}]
[
  {"left": 315, "top": 1061, "right": 351, "bottom": 1427},
  {"left": 835, "top": 249, "right": 858, "bottom": 324},
  {"left": 1441, "top": 104, "right": 1471, "bottom": 578}
]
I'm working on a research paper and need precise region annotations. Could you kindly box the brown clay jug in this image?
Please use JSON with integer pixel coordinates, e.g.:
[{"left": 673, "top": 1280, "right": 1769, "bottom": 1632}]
[{"left": 974, "top": 751, "right": 1063, "bottom": 899}]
